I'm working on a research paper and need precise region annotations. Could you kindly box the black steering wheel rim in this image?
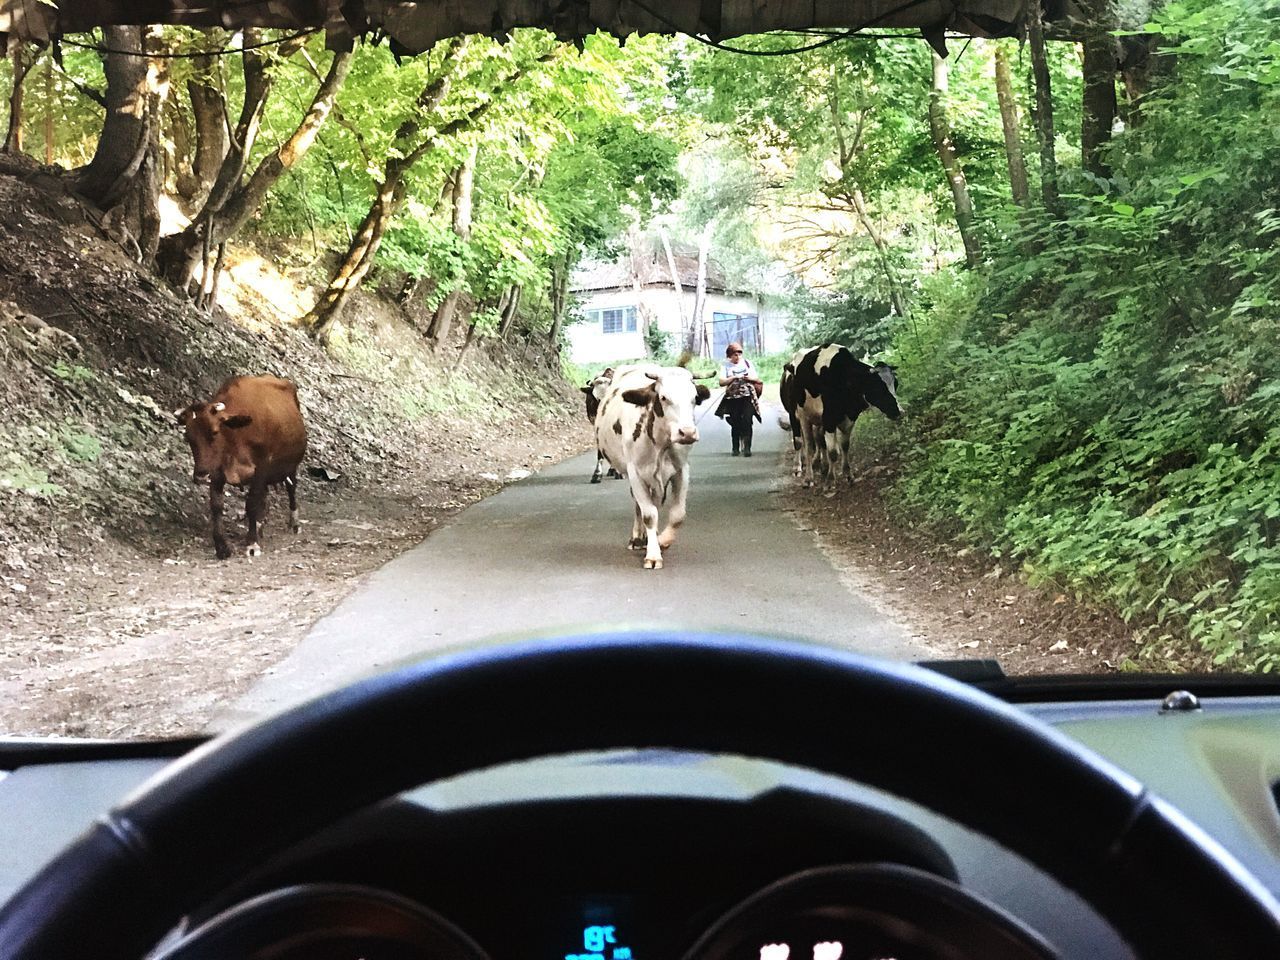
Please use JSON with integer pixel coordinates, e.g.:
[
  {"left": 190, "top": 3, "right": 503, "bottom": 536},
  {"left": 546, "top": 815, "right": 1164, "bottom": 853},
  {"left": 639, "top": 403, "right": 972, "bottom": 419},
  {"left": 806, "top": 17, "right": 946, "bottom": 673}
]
[{"left": 1, "top": 630, "right": 1276, "bottom": 958}]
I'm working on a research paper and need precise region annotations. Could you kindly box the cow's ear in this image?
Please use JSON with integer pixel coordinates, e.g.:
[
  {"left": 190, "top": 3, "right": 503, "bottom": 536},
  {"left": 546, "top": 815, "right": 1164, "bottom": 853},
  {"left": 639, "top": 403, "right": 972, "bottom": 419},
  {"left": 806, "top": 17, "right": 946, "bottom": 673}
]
[
  {"left": 622, "top": 385, "right": 655, "bottom": 406},
  {"left": 171, "top": 406, "right": 189, "bottom": 424},
  {"left": 580, "top": 385, "right": 593, "bottom": 395},
  {"left": 695, "top": 384, "right": 711, "bottom": 404},
  {"left": 222, "top": 414, "right": 253, "bottom": 429}
]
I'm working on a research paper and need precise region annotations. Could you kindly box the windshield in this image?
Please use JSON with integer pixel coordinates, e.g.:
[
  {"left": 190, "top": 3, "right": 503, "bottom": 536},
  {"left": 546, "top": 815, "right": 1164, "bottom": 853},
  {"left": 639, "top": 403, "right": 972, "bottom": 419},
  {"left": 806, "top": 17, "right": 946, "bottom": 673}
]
[{"left": 0, "top": 0, "right": 1276, "bottom": 739}]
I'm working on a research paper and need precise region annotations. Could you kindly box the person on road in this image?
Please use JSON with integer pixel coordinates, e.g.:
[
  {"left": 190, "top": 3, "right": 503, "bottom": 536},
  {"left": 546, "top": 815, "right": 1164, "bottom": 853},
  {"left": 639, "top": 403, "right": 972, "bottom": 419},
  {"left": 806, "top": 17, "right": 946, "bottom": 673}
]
[{"left": 715, "top": 342, "right": 763, "bottom": 456}]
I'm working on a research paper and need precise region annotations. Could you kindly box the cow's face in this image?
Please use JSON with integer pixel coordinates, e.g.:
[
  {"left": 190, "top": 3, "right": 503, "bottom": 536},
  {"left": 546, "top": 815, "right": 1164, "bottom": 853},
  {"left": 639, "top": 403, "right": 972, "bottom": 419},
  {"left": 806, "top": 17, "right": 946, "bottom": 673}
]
[
  {"left": 622, "top": 369, "right": 705, "bottom": 445},
  {"left": 173, "top": 401, "right": 253, "bottom": 481},
  {"left": 581, "top": 372, "right": 613, "bottom": 423},
  {"left": 867, "top": 363, "right": 902, "bottom": 420}
]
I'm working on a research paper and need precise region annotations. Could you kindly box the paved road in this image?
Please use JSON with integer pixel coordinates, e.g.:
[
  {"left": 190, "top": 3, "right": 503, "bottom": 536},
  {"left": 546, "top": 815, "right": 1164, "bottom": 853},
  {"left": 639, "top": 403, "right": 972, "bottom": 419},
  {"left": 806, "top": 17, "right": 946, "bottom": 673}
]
[{"left": 216, "top": 399, "right": 930, "bottom": 728}]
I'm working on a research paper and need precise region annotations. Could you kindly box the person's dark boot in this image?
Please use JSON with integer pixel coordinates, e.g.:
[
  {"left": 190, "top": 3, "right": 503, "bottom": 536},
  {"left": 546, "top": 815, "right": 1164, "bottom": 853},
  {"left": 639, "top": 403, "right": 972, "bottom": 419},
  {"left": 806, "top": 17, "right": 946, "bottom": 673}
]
[
  {"left": 743, "top": 432, "right": 753, "bottom": 457},
  {"left": 731, "top": 427, "right": 740, "bottom": 456}
]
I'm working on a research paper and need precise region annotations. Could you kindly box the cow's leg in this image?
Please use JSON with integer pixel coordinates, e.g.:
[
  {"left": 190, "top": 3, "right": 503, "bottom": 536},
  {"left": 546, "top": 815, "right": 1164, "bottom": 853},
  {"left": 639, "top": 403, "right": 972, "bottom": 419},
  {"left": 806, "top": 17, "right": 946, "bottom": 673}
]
[
  {"left": 658, "top": 464, "right": 688, "bottom": 550},
  {"left": 798, "top": 418, "right": 820, "bottom": 487},
  {"left": 286, "top": 473, "right": 300, "bottom": 532},
  {"left": 821, "top": 429, "right": 846, "bottom": 490},
  {"left": 591, "top": 452, "right": 604, "bottom": 484},
  {"left": 245, "top": 479, "right": 268, "bottom": 557},
  {"left": 629, "top": 498, "right": 645, "bottom": 550},
  {"left": 628, "top": 476, "right": 662, "bottom": 568},
  {"left": 209, "top": 478, "right": 231, "bottom": 560}
]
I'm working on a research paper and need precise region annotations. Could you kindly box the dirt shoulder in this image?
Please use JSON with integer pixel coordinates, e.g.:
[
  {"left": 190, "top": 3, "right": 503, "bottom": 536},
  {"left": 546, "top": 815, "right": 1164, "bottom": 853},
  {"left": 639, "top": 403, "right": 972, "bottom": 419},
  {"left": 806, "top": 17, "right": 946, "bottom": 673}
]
[
  {"left": 0, "top": 420, "right": 589, "bottom": 738},
  {"left": 779, "top": 454, "right": 1139, "bottom": 676}
]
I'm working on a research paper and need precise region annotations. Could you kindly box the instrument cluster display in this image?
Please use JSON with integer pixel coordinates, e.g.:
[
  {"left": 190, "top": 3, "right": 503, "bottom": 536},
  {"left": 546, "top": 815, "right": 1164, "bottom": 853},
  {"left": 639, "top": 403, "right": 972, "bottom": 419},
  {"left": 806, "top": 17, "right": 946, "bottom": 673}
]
[{"left": 680, "top": 864, "right": 1061, "bottom": 960}]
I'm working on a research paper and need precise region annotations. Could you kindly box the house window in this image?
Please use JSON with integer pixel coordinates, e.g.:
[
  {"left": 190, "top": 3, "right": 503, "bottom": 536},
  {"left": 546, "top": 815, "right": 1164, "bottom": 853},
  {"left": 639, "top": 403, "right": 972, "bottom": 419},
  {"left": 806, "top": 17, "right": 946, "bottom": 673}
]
[{"left": 601, "top": 306, "right": 637, "bottom": 334}]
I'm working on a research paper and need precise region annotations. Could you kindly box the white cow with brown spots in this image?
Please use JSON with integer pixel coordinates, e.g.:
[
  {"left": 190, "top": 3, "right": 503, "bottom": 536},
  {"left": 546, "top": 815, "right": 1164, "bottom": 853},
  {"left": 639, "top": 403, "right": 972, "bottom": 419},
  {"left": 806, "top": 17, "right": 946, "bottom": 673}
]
[{"left": 594, "top": 365, "right": 711, "bottom": 569}]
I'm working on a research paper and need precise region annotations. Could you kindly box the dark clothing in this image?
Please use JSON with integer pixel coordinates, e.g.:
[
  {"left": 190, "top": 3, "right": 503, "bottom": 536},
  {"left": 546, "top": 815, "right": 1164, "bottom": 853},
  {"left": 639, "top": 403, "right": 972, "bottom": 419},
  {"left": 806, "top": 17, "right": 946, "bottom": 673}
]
[
  {"left": 715, "top": 356, "right": 761, "bottom": 455},
  {"left": 719, "top": 396, "right": 757, "bottom": 455},
  {"left": 714, "top": 390, "right": 762, "bottom": 423}
]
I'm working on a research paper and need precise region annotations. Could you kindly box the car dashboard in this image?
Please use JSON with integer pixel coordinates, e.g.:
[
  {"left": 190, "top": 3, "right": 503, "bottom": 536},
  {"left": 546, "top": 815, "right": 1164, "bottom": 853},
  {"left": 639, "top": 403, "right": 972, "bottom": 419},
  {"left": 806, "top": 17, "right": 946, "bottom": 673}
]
[{"left": 1, "top": 683, "right": 1279, "bottom": 960}]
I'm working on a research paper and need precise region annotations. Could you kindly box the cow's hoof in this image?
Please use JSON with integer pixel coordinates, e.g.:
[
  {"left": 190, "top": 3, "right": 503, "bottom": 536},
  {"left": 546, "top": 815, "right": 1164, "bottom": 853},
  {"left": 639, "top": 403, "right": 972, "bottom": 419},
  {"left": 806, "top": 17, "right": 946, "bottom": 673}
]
[
  {"left": 590, "top": 475, "right": 602, "bottom": 484},
  {"left": 246, "top": 543, "right": 262, "bottom": 558},
  {"left": 643, "top": 557, "right": 663, "bottom": 570},
  {"left": 214, "top": 544, "right": 232, "bottom": 561}
]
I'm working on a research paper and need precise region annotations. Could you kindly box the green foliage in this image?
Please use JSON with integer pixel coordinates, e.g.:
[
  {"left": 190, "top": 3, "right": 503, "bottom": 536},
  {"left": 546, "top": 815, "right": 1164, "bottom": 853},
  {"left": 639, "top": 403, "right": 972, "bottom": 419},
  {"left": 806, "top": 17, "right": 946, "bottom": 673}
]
[
  {"left": 60, "top": 429, "right": 102, "bottom": 463},
  {"left": 0, "top": 454, "right": 65, "bottom": 498},
  {"left": 872, "top": 0, "right": 1280, "bottom": 671},
  {"left": 747, "top": 352, "right": 791, "bottom": 385},
  {"left": 45, "top": 361, "right": 94, "bottom": 383},
  {"left": 643, "top": 322, "right": 674, "bottom": 358}
]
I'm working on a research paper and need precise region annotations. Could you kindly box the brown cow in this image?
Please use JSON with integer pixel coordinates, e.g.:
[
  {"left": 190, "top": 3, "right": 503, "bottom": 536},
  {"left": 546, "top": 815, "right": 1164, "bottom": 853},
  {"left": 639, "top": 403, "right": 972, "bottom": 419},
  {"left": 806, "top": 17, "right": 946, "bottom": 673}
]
[{"left": 173, "top": 375, "right": 307, "bottom": 560}]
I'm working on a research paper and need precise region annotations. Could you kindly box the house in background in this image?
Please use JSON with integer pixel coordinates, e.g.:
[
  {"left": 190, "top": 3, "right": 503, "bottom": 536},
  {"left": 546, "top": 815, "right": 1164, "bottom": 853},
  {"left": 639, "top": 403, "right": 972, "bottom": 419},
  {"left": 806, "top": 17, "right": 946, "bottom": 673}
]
[{"left": 566, "top": 245, "right": 794, "bottom": 365}]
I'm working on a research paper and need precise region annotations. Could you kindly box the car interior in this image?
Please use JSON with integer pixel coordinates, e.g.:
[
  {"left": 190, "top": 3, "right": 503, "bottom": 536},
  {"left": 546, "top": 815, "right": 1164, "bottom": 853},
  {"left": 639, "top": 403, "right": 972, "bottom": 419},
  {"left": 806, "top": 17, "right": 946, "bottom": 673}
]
[{"left": 1, "top": 631, "right": 1278, "bottom": 959}]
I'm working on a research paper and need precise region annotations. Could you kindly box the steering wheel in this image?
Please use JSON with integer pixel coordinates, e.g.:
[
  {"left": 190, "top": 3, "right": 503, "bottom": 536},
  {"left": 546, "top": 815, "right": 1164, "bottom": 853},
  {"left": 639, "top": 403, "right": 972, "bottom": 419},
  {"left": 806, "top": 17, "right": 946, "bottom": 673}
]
[{"left": 1, "top": 632, "right": 1276, "bottom": 959}]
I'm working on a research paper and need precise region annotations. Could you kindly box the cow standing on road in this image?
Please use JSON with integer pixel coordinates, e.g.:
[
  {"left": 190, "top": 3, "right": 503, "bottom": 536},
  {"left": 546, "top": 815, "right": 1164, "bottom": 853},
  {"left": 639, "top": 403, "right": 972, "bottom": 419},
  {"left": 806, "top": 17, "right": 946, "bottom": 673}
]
[
  {"left": 580, "top": 367, "right": 623, "bottom": 483},
  {"left": 780, "top": 344, "right": 901, "bottom": 488},
  {"left": 174, "top": 375, "right": 307, "bottom": 560},
  {"left": 594, "top": 365, "right": 711, "bottom": 569}
]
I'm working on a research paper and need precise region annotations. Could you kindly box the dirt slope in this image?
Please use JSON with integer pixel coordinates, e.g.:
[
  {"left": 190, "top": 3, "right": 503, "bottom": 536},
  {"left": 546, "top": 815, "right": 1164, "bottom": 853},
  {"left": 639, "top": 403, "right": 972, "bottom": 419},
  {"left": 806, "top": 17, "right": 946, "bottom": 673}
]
[{"left": 0, "top": 162, "right": 590, "bottom": 736}]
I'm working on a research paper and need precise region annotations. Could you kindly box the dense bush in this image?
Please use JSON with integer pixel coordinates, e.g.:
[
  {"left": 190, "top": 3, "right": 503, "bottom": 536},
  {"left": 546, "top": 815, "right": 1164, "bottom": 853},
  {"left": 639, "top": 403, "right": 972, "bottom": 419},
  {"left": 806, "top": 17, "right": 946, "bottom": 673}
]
[{"left": 876, "top": 0, "right": 1280, "bottom": 670}]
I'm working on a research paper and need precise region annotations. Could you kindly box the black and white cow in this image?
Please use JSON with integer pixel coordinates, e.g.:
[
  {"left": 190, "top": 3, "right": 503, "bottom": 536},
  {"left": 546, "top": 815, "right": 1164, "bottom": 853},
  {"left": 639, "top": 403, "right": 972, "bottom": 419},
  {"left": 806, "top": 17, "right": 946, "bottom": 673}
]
[
  {"left": 580, "top": 368, "right": 623, "bottom": 483},
  {"left": 780, "top": 344, "right": 901, "bottom": 488},
  {"left": 594, "top": 365, "right": 711, "bottom": 569}
]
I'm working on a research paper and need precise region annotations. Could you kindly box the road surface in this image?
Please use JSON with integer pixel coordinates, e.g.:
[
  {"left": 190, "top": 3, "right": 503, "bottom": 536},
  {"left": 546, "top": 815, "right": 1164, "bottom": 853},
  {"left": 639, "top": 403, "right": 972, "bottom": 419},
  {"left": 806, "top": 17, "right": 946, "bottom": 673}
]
[{"left": 216, "top": 400, "right": 931, "bottom": 728}]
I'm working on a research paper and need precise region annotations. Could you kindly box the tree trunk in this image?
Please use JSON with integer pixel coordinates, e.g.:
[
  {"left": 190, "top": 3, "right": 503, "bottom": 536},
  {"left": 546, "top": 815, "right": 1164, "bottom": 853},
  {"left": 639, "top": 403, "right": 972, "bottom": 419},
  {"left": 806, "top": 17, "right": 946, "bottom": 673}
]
[
  {"left": 308, "top": 179, "right": 405, "bottom": 341},
  {"left": 1026, "top": 6, "right": 1062, "bottom": 216},
  {"left": 156, "top": 30, "right": 311, "bottom": 290},
  {"left": 217, "top": 49, "right": 350, "bottom": 242},
  {"left": 928, "top": 53, "right": 982, "bottom": 268},
  {"left": 498, "top": 284, "right": 523, "bottom": 339},
  {"left": 181, "top": 53, "right": 229, "bottom": 213},
  {"left": 306, "top": 39, "right": 480, "bottom": 342},
  {"left": 849, "top": 189, "right": 909, "bottom": 318},
  {"left": 75, "top": 26, "right": 169, "bottom": 264},
  {"left": 1080, "top": 10, "right": 1118, "bottom": 179},
  {"left": 687, "top": 219, "right": 714, "bottom": 355},
  {"left": 42, "top": 47, "right": 52, "bottom": 164},
  {"left": 1117, "top": 34, "right": 1169, "bottom": 126},
  {"left": 546, "top": 256, "right": 572, "bottom": 348},
  {"left": 627, "top": 226, "right": 658, "bottom": 352},
  {"left": 76, "top": 27, "right": 153, "bottom": 205},
  {"left": 659, "top": 227, "right": 688, "bottom": 345},
  {"left": 994, "top": 41, "right": 1030, "bottom": 206},
  {"left": 5, "top": 40, "right": 35, "bottom": 153},
  {"left": 428, "top": 143, "right": 478, "bottom": 351}
]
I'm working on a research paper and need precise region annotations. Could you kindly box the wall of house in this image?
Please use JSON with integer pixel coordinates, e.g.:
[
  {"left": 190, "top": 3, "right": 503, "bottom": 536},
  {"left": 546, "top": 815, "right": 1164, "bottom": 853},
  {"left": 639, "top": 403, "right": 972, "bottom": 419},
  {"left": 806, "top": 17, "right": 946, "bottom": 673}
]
[{"left": 567, "top": 286, "right": 794, "bottom": 365}]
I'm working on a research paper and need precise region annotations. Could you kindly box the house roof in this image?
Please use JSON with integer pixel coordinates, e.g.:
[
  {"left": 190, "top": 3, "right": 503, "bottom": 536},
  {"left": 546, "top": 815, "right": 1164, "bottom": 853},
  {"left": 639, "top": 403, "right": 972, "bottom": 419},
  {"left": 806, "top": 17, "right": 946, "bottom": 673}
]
[{"left": 572, "top": 244, "right": 733, "bottom": 295}]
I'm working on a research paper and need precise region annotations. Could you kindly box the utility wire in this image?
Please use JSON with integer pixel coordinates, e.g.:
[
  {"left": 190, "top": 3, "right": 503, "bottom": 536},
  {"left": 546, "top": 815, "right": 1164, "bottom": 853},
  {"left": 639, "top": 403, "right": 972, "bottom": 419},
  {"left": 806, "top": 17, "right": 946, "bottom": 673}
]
[
  {"left": 624, "top": 0, "right": 938, "bottom": 55},
  {"left": 57, "top": 28, "right": 318, "bottom": 59}
]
